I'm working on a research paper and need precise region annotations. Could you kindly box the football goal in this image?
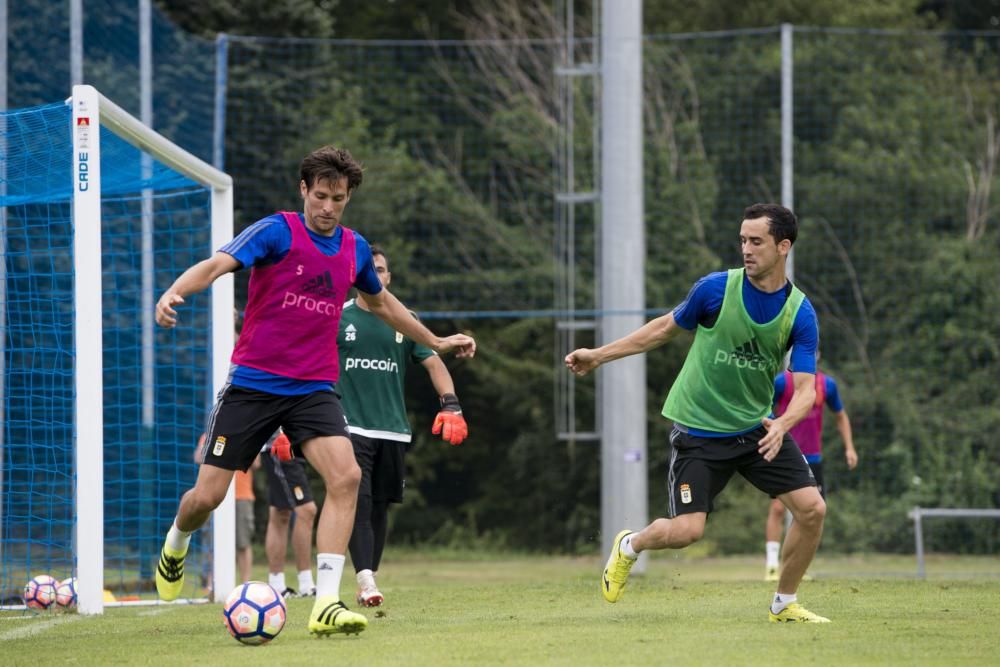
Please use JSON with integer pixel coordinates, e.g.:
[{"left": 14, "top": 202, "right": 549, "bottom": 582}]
[{"left": 0, "top": 85, "right": 234, "bottom": 614}]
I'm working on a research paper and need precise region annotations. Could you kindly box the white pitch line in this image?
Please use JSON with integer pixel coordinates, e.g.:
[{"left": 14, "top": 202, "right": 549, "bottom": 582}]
[{"left": 0, "top": 613, "right": 83, "bottom": 640}]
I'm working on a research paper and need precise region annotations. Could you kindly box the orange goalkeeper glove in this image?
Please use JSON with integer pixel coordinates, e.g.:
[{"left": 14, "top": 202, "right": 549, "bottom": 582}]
[
  {"left": 432, "top": 393, "right": 468, "bottom": 446},
  {"left": 270, "top": 432, "right": 294, "bottom": 462}
]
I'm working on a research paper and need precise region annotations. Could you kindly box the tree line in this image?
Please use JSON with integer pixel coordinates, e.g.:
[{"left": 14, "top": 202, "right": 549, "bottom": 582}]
[{"left": 158, "top": 0, "right": 999, "bottom": 555}]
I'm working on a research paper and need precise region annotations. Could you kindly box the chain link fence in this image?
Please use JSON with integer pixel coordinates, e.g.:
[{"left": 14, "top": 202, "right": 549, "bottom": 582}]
[{"left": 5, "top": 5, "right": 999, "bottom": 554}]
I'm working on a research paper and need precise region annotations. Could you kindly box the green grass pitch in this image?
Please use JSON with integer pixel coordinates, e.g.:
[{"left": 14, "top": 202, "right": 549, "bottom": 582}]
[{"left": 1, "top": 553, "right": 998, "bottom": 666}]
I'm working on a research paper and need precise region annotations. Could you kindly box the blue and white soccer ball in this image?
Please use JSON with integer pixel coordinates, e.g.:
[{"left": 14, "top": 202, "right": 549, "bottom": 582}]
[
  {"left": 55, "top": 577, "right": 78, "bottom": 610},
  {"left": 23, "top": 574, "right": 58, "bottom": 610},
  {"left": 222, "top": 582, "right": 286, "bottom": 645}
]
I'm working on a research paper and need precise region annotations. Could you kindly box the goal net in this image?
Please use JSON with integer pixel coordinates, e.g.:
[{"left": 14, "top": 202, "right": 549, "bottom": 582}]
[{"left": 0, "top": 85, "right": 234, "bottom": 614}]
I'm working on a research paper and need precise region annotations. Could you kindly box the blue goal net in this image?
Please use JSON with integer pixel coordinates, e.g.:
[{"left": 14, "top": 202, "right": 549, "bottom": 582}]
[{"left": 1, "top": 100, "right": 217, "bottom": 607}]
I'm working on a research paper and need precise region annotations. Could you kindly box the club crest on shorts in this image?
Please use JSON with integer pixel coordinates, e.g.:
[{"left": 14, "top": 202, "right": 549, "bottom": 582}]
[
  {"left": 213, "top": 436, "right": 227, "bottom": 456},
  {"left": 680, "top": 483, "right": 692, "bottom": 504},
  {"left": 294, "top": 485, "right": 304, "bottom": 501}
]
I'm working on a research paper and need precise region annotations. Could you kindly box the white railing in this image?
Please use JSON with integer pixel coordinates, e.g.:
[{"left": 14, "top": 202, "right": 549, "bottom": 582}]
[{"left": 907, "top": 507, "right": 1000, "bottom": 578}]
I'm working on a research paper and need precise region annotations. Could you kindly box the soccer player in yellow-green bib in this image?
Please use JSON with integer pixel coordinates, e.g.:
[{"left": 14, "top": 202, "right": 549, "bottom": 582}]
[{"left": 566, "top": 203, "right": 830, "bottom": 623}]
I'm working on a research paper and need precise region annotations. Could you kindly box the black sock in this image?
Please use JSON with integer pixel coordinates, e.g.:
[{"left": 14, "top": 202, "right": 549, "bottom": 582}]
[
  {"left": 348, "top": 493, "right": 374, "bottom": 572},
  {"left": 371, "top": 502, "right": 389, "bottom": 572}
]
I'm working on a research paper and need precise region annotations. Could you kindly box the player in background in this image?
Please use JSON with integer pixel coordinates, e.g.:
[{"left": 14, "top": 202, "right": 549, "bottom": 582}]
[
  {"left": 566, "top": 203, "right": 831, "bottom": 623},
  {"left": 262, "top": 430, "right": 319, "bottom": 597},
  {"left": 234, "top": 457, "right": 260, "bottom": 584},
  {"left": 339, "top": 245, "right": 468, "bottom": 607},
  {"left": 154, "top": 146, "right": 476, "bottom": 636},
  {"left": 764, "top": 355, "right": 857, "bottom": 580}
]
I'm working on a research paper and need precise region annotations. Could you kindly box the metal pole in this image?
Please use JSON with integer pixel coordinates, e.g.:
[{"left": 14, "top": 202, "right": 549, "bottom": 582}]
[
  {"left": 600, "top": 0, "right": 646, "bottom": 562},
  {"left": 0, "top": 0, "right": 8, "bottom": 563},
  {"left": 911, "top": 507, "right": 926, "bottom": 579},
  {"left": 70, "top": 0, "right": 83, "bottom": 85},
  {"left": 140, "top": 0, "right": 154, "bottom": 427},
  {"left": 213, "top": 34, "right": 229, "bottom": 171},
  {"left": 780, "top": 23, "right": 794, "bottom": 282}
]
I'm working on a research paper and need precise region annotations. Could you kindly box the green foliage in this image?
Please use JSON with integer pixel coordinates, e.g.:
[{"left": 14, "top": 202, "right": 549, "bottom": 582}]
[
  {"left": 155, "top": 0, "right": 340, "bottom": 38},
  {"left": 146, "top": 0, "right": 1000, "bottom": 555},
  {"left": 645, "top": 0, "right": 932, "bottom": 33}
]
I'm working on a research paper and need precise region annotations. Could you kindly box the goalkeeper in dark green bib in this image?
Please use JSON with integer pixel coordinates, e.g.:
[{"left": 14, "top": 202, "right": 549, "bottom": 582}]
[
  {"left": 566, "top": 203, "right": 830, "bottom": 623},
  {"left": 338, "top": 245, "right": 468, "bottom": 607}
]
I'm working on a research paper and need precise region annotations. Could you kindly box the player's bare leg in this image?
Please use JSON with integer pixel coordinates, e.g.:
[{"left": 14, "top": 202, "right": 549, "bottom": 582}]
[
  {"left": 158, "top": 465, "right": 234, "bottom": 600},
  {"left": 301, "top": 435, "right": 367, "bottom": 635},
  {"left": 602, "top": 513, "right": 707, "bottom": 603},
  {"left": 765, "top": 498, "right": 785, "bottom": 580},
  {"left": 776, "top": 487, "right": 825, "bottom": 592},
  {"left": 769, "top": 486, "right": 829, "bottom": 623},
  {"left": 631, "top": 512, "right": 707, "bottom": 551}
]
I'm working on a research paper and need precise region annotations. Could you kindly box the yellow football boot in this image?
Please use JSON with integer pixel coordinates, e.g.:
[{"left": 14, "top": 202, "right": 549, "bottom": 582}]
[
  {"left": 155, "top": 544, "right": 187, "bottom": 601},
  {"left": 308, "top": 597, "right": 368, "bottom": 636},
  {"left": 769, "top": 603, "right": 831, "bottom": 623},
  {"left": 601, "top": 529, "right": 637, "bottom": 603}
]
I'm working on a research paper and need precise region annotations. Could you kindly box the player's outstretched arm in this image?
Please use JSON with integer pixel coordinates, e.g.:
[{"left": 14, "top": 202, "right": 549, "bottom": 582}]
[
  {"left": 360, "top": 288, "right": 475, "bottom": 358},
  {"left": 156, "top": 252, "right": 240, "bottom": 328},
  {"left": 565, "top": 311, "right": 681, "bottom": 377}
]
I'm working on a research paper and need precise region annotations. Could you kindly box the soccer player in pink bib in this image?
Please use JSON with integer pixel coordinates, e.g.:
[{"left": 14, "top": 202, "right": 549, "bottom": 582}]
[
  {"left": 764, "top": 358, "right": 857, "bottom": 581},
  {"left": 154, "top": 146, "right": 475, "bottom": 636}
]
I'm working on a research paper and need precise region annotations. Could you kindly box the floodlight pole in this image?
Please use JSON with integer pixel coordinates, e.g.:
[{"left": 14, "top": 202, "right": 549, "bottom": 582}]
[
  {"left": 140, "top": 0, "right": 154, "bottom": 427},
  {"left": 70, "top": 0, "right": 83, "bottom": 85},
  {"left": 600, "top": 0, "right": 647, "bottom": 563},
  {"left": 0, "top": 0, "right": 7, "bottom": 564},
  {"left": 781, "top": 23, "right": 794, "bottom": 282}
]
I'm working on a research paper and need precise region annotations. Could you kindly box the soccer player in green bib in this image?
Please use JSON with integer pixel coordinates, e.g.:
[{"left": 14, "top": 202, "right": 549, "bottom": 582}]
[
  {"left": 338, "top": 245, "right": 468, "bottom": 607},
  {"left": 565, "top": 203, "right": 830, "bottom": 623}
]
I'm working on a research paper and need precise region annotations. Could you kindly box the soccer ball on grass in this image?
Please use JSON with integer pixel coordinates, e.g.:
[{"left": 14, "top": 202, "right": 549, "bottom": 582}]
[
  {"left": 23, "top": 574, "right": 58, "bottom": 610},
  {"left": 55, "top": 577, "right": 78, "bottom": 609},
  {"left": 222, "top": 582, "right": 286, "bottom": 645}
]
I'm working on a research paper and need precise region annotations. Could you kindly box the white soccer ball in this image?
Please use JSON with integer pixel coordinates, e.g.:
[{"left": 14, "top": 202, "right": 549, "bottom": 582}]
[
  {"left": 23, "top": 574, "right": 58, "bottom": 610},
  {"left": 55, "top": 577, "right": 78, "bottom": 609},
  {"left": 222, "top": 582, "right": 286, "bottom": 645}
]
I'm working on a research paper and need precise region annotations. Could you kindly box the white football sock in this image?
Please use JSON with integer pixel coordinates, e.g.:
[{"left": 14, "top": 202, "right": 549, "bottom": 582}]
[
  {"left": 766, "top": 541, "right": 780, "bottom": 568},
  {"left": 268, "top": 572, "right": 286, "bottom": 593},
  {"left": 298, "top": 569, "right": 315, "bottom": 593},
  {"left": 316, "top": 553, "right": 345, "bottom": 600},
  {"left": 771, "top": 591, "right": 797, "bottom": 614},
  {"left": 165, "top": 521, "right": 192, "bottom": 553},
  {"left": 356, "top": 569, "right": 375, "bottom": 590},
  {"left": 620, "top": 534, "right": 639, "bottom": 560}
]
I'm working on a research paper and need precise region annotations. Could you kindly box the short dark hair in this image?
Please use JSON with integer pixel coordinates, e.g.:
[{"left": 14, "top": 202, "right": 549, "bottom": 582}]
[
  {"left": 370, "top": 243, "right": 387, "bottom": 269},
  {"left": 743, "top": 203, "right": 798, "bottom": 245},
  {"left": 299, "top": 146, "right": 364, "bottom": 192}
]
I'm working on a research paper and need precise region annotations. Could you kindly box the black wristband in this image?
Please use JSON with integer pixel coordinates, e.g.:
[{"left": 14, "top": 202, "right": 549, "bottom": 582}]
[{"left": 439, "top": 393, "right": 462, "bottom": 413}]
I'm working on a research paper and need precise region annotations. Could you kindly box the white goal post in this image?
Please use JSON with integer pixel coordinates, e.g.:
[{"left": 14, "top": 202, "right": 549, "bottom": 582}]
[{"left": 71, "top": 84, "right": 234, "bottom": 614}]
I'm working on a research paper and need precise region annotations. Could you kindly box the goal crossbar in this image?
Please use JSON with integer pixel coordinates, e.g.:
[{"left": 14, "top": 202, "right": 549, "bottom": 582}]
[{"left": 85, "top": 88, "right": 232, "bottom": 191}]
